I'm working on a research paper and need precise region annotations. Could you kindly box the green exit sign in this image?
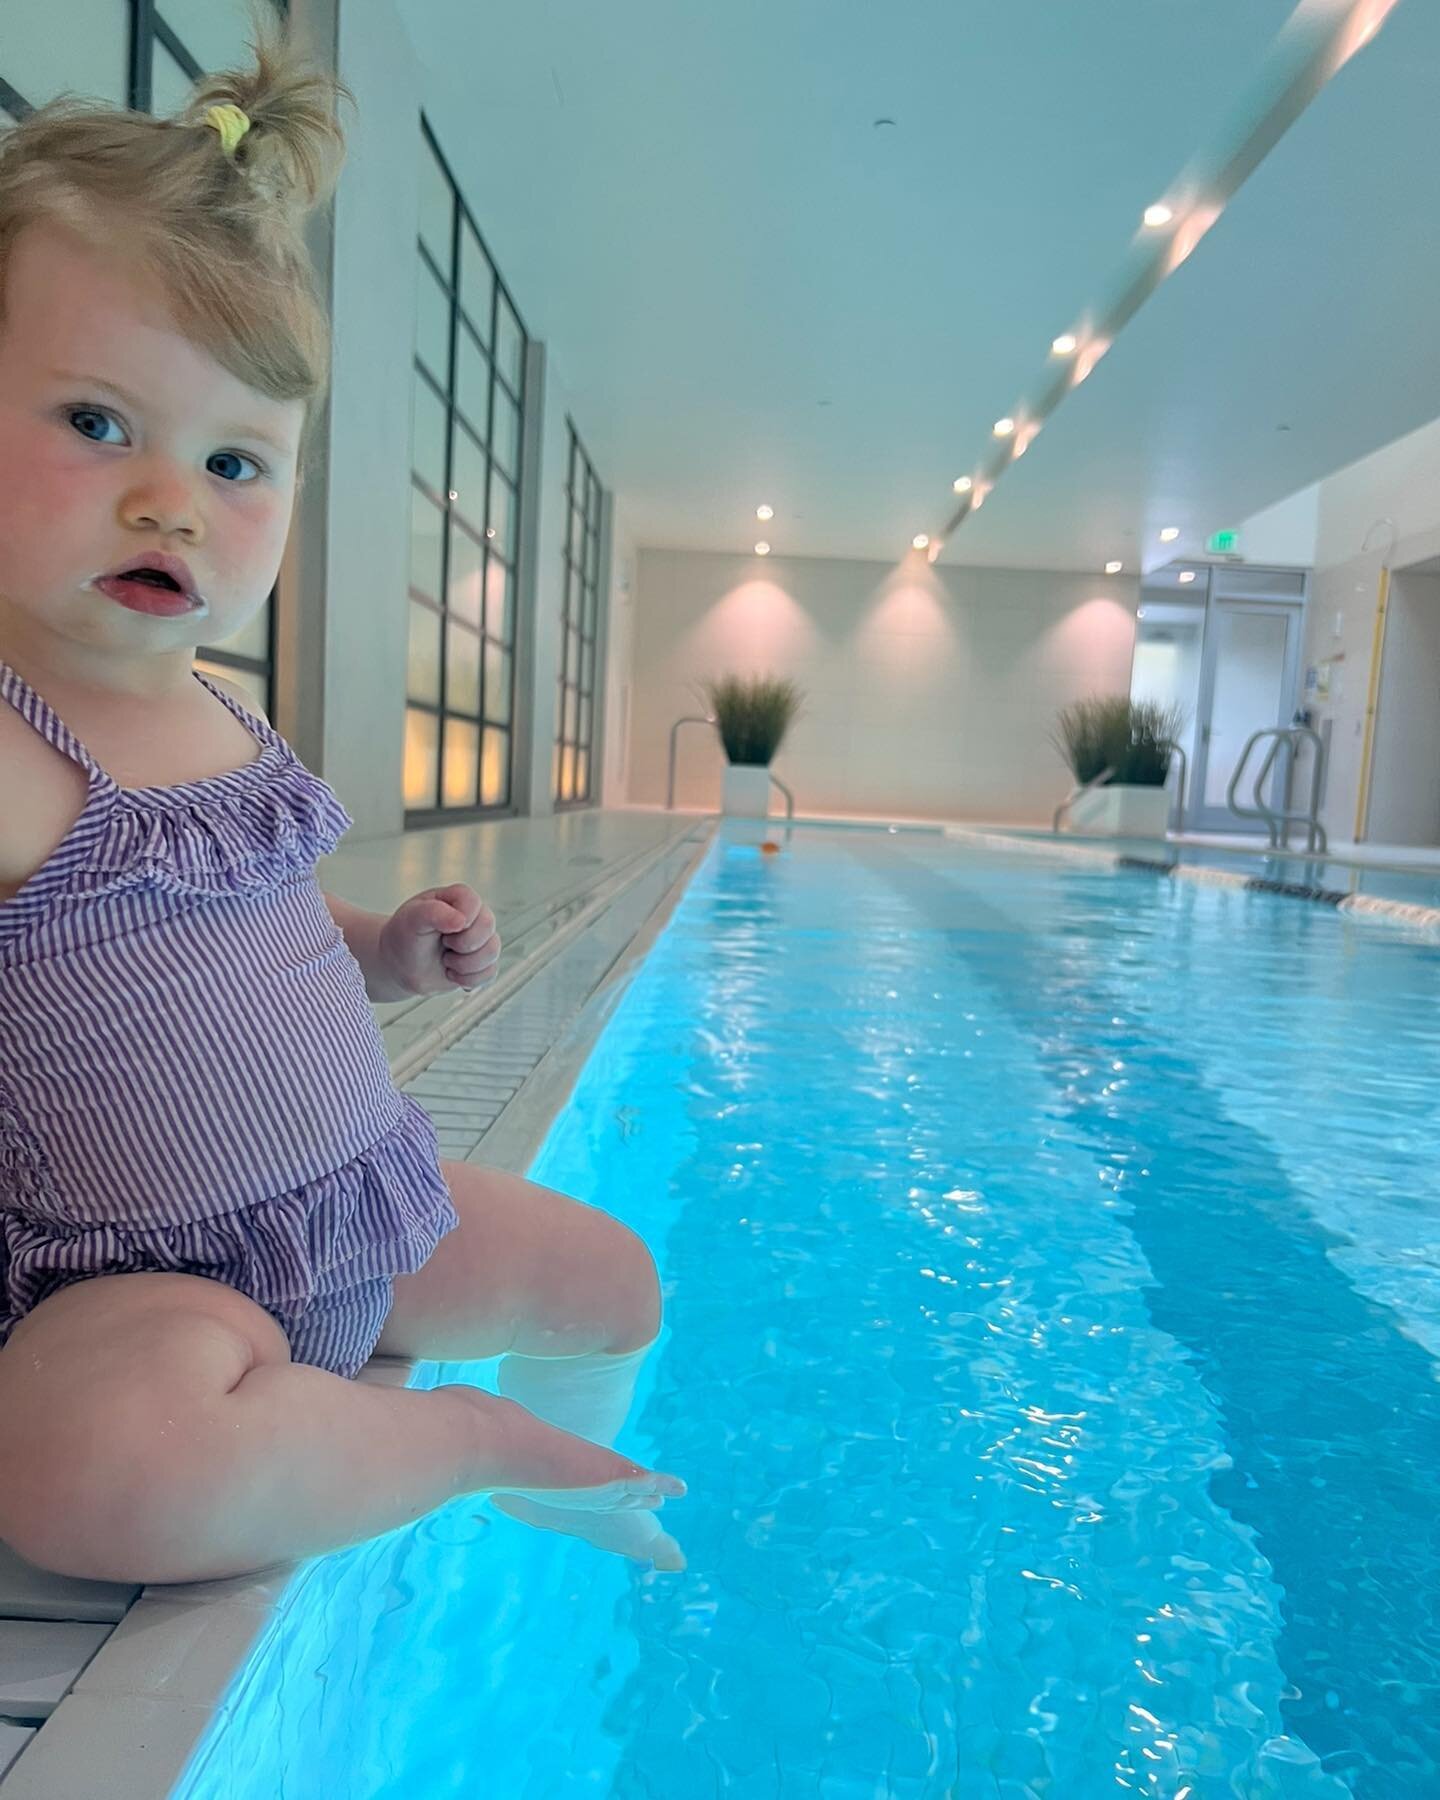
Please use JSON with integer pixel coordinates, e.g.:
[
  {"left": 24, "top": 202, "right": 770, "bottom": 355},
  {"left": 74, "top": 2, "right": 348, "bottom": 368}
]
[{"left": 1206, "top": 528, "right": 1241, "bottom": 555}]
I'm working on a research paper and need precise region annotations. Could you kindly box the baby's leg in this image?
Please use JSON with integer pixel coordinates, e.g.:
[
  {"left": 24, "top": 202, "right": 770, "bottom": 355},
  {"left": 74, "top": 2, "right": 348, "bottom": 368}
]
[
  {"left": 0, "top": 1273, "right": 679, "bottom": 1586},
  {"left": 378, "top": 1161, "right": 686, "bottom": 1569}
]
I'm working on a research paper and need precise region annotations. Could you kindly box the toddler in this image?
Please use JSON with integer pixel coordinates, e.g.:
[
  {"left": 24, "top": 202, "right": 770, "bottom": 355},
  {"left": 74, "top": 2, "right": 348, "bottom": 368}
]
[{"left": 0, "top": 38, "right": 683, "bottom": 1583}]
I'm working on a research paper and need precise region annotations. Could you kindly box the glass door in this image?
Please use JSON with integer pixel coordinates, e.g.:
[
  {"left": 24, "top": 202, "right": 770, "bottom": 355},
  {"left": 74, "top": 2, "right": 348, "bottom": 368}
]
[{"left": 1189, "top": 599, "right": 1304, "bottom": 833}]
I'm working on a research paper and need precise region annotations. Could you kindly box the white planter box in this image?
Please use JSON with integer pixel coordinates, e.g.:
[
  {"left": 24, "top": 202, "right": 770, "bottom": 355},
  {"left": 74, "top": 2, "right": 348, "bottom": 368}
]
[
  {"left": 1066, "top": 783, "right": 1172, "bottom": 838},
  {"left": 722, "top": 763, "right": 773, "bottom": 818}
]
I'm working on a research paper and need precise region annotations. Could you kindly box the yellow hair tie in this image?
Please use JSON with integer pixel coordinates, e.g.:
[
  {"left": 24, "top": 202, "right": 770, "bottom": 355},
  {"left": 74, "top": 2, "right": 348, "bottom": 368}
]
[{"left": 203, "top": 103, "right": 251, "bottom": 158}]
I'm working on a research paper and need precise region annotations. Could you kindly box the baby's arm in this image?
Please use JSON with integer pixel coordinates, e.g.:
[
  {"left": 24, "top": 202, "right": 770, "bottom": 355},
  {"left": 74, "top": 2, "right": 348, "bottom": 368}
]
[{"left": 325, "top": 886, "right": 501, "bottom": 1002}]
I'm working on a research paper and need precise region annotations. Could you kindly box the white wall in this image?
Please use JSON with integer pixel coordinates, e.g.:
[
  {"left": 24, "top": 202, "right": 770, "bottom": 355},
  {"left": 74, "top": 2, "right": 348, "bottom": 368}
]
[
  {"left": 1237, "top": 484, "right": 1320, "bottom": 567},
  {"left": 318, "top": 0, "right": 422, "bottom": 839},
  {"left": 1299, "top": 412, "right": 1440, "bottom": 843},
  {"left": 1314, "top": 415, "right": 1440, "bottom": 573},
  {"left": 602, "top": 503, "right": 639, "bottom": 807},
  {"left": 1367, "top": 570, "right": 1440, "bottom": 846},
  {"left": 627, "top": 550, "right": 1138, "bottom": 822},
  {"left": 316, "top": 2, "right": 607, "bottom": 837}
]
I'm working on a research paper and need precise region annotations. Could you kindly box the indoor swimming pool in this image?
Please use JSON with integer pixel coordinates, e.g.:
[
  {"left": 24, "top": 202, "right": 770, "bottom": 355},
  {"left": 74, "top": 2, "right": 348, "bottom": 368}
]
[{"left": 176, "top": 825, "right": 1440, "bottom": 1798}]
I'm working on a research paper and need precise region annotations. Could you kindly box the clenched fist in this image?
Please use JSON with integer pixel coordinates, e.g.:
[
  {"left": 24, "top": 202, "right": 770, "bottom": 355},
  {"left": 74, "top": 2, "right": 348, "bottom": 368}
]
[{"left": 377, "top": 885, "right": 502, "bottom": 997}]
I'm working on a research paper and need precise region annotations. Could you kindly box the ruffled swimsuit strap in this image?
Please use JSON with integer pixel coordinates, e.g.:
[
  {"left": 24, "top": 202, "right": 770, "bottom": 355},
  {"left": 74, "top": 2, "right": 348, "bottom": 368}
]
[
  {"left": 0, "top": 661, "right": 106, "bottom": 780},
  {"left": 192, "top": 669, "right": 285, "bottom": 751}
]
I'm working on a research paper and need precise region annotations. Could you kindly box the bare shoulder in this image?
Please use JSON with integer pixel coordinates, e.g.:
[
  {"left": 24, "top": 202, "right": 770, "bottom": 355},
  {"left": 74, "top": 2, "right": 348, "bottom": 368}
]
[
  {"left": 0, "top": 700, "right": 89, "bottom": 902},
  {"left": 203, "top": 672, "right": 272, "bottom": 727}
]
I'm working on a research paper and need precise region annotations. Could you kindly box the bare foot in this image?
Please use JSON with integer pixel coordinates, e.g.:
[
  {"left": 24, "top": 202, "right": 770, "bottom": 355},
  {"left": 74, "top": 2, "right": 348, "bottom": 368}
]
[{"left": 491, "top": 1491, "right": 686, "bottom": 1570}]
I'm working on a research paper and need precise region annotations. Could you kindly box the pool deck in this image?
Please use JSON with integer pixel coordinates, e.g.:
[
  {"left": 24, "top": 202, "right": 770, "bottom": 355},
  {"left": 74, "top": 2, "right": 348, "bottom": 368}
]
[{"left": 0, "top": 808, "right": 712, "bottom": 1800}]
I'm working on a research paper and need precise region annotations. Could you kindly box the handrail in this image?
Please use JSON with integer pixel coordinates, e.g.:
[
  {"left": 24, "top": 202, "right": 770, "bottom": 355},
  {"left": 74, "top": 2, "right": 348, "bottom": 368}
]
[
  {"left": 1053, "top": 766, "right": 1116, "bottom": 834},
  {"left": 666, "top": 714, "right": 716, "bottom": 810},
  {"left": 769, "top": 773, "right": 795, "bottom": 821},
  {"left": 1161, "top": 738, "right": 1188, "bottom": 835},
  {"left": 1226, "top": 726, "right": 1327, "bottom": 853}
]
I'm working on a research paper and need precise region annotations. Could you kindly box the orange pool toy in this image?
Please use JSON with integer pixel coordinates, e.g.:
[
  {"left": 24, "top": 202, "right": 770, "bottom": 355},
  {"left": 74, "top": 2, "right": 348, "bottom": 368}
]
[{"left": 761, "top": 841, "right": 782, "bottom": 855}]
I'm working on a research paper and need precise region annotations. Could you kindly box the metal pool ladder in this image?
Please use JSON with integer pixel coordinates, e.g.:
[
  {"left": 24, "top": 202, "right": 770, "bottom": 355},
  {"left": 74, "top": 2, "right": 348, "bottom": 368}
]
[
  {"left": 1227, "top": 725, "right": 1328, "bottom": 853},
  {"left": 666, "top": 714, "right": 715, "bottom": 810},
  {"left": 666, "top": 713, "right": 795, "bottom": 820}
]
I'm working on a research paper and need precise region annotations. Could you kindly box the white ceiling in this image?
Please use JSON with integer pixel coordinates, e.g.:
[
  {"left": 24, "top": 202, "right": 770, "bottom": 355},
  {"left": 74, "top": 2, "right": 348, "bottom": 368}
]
[{"left": 401, "top": 0, "right": 1440, "bottom": 572}]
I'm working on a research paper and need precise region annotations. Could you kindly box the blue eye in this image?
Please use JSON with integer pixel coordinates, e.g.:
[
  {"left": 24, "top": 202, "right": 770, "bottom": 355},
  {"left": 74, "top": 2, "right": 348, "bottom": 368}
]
[
  {"left": 68, "top": 407, "right": 128, "bottom": 446},
  {"left": 207, "top": 449, "right": 261, "bottom": 483}
]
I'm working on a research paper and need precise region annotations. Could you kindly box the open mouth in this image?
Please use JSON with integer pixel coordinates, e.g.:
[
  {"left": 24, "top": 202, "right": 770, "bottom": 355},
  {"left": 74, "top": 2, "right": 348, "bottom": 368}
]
[
  {"left": 125, "top": 566, "right": 184, "bottom": 592},
  {"left": 93, "top": 559, "right": 208, "bottom": 619}
]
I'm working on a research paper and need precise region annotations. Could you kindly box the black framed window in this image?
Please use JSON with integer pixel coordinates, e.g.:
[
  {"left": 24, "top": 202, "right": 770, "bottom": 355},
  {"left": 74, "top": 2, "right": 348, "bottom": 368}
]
[
  {"left": 554, "top": 423, "right": 604, "bottom": 807},
  {"left": 2, "top": 0, "right": 283, "bottom": 717},
  {"left": 404, "top": 122, "right": 527, "bottom": 823}
]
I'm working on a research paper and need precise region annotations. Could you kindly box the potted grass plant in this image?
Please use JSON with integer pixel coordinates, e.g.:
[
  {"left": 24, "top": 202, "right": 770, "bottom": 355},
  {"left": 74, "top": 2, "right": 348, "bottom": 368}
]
[
  {"left": 1053, "top": 696, "right": 1183, "bottom": 837},
  {"left": 703, "top": 674, "right": 802, "bottom": 817}
]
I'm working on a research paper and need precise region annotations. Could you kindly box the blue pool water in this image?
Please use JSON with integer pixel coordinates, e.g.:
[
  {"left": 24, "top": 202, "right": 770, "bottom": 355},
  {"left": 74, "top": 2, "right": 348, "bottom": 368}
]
[{"left": 177, "top": 827, "right": 1440, "bottom": 1798}]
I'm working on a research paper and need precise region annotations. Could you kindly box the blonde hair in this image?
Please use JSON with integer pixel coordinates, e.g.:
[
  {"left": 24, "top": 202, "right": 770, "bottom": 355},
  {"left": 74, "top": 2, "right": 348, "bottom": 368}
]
[{"left": 0, "top": 32, "right": 348, "bottom": 407}]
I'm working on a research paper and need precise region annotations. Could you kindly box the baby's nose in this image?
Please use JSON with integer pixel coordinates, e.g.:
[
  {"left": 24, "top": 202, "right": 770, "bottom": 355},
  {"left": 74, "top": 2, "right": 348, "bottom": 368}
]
[{"left": 119, "top": 471, "right": 205, "bottom": 541}]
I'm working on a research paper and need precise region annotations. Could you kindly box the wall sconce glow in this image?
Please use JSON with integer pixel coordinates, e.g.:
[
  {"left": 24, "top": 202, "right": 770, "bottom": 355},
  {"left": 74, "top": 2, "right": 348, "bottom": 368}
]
[
  {"left": 971, "top": 487, "right": 988, "bottom": 511},
  {"left": 1178, "top": 569, "right": 1196, "bottom": 584},
  {"left": 1105, "top": 560, "right": 1124, "bottom": 574},
  {"left": 993, "top": 417, "right": 1016, "bottom": 438},
  {"left": 448, "top": 489, "right": 458, "bottom": 501},
  {"left": 952, "top": 475, "right": 973, "bottom": 494},
  {"left": 926, "top": 540, "right": 943, "bottom": 564},
  {"left": 1143, "top": 202, "right": 1174, "bottom": 228},
  {"left": 1050, "top": 333, "right": 1077, "bottom": 356},
  {"left": 754, "top": 541, "right": 771, "bottom": 556},
  {"left": 1013, "top": 423, "right": 1040, "bottom": 459},
  {"left": 912, "top": 534, "right": 930, "bottom": 551},
  {"left": 485, "top": 526, "right": 496, "bottom": 540},
  {"left": 756, "top": 504, "right": 774, "bottom": 521},
  {"left": 1159, "top": 526, "right": 1180, "bottom": 543}
]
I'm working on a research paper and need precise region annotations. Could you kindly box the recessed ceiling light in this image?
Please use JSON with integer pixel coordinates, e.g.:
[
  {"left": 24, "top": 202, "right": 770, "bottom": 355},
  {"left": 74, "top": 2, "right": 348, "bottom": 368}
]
[
  {"left": 1178, "top": 569, "right": 1196, "bottom": 584},
  {"left": 756, "top": 504, "right": 774, "bottom": 521},
  {"left": 1105, "top": 560, "right": 1123, "bottom": 574},
  {"left": 912, "top": 534, "right": 930, "bottom": 550},
  {"left": 1143, "top": 203, "right": 1174, "bottom": 228},
  {"left": 1074, "top": 340, "right": 1109, "bottom": 383},
  {"left": 447, "top": 489, "right": 458, "bottom": 501},
  {"left": 755, "top": 541, "right": 771, "bottom": 556},
  {"left": 485, "top": 527, "right": 496, "bottom": 539},
  {"left": 1159, "top": 526, "right": 1180, "bottom": 542},
  {"left": 952, "top": 475, "right": 973, "bottom": 494},
  {"left": 993, "top": 417, "right": 1016, "bottom": 438},
  {"left": 1051, "top": 333, "right": 1078, "bottom": 356}
]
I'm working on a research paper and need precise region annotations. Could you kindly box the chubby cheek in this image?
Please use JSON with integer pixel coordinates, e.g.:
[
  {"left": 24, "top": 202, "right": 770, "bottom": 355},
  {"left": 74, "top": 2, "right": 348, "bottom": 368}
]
[
  {"left": 210, "top": 487, "right": 294, "bottom": 605},
  {"left": 0, "top": 431, "right": 108, "bottom": 601}
]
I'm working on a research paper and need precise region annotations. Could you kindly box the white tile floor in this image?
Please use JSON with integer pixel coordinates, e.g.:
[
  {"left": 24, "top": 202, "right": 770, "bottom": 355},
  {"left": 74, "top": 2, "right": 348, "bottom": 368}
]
[{"left": 0, "top": 809, "right": 711, "bottom": 1799}]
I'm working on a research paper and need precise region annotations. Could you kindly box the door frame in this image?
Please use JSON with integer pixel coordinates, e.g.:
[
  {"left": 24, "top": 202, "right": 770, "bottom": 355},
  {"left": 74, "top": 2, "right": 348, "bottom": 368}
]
[{"left": 1186, "top": 596, "right": 1305, "bottom": 833}]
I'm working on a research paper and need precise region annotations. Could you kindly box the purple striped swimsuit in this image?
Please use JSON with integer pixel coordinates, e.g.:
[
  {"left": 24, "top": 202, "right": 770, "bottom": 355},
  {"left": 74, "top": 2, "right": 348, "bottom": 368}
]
[{"left": 0, "top": 663, "right": 458, "bottom": 1377}]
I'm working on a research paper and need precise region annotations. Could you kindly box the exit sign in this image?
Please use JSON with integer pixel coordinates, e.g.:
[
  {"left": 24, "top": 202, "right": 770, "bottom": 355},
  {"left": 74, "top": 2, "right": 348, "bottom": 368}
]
[{"left": 1206, "top": 528, "right": 1241, "bottom": 555}]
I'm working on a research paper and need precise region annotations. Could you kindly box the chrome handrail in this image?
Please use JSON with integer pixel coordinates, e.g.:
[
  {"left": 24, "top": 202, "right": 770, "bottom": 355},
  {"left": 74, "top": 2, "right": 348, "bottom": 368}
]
[
  {"left": 1161, "top": 738, "right": 1188, "bottom": 835},
  {"left": 1053, "top": 766, "right": 1116, "bottom": 833},
  {"left": 1226, "top": 726, "right": 1328, "bottom": 853},
  {"left": 769, "top": 773, "right": 795, "bottom": 821},
  {"left": 666, "top": 714, "right": 716, "bottom": 810}
]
